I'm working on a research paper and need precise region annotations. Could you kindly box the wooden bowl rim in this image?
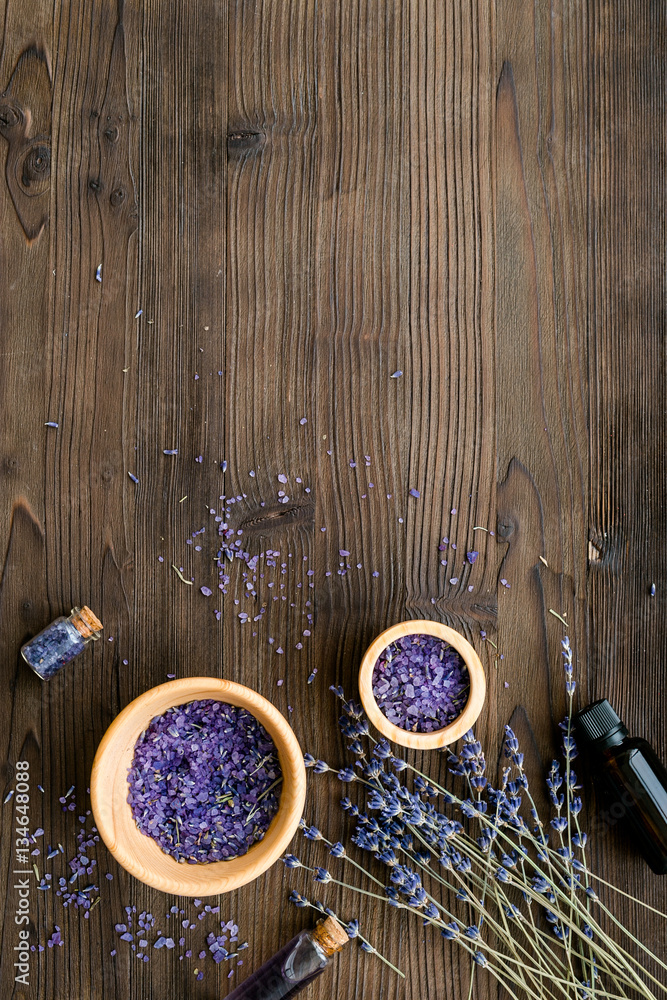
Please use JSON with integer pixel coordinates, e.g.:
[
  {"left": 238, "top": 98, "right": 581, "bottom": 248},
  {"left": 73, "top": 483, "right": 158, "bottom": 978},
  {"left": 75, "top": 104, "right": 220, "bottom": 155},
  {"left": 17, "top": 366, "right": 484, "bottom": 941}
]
[
  {"left": 358, "top": 620, "right": 487, "bottom": 750},
  {"left": 90, "top": 677, "right": 306, "bottom": 896}
]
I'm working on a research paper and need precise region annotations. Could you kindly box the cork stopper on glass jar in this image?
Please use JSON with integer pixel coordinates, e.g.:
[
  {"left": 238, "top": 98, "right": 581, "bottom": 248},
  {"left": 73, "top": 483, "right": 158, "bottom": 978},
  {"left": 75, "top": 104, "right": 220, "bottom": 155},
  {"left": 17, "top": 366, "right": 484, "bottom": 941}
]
[{"left": 21, "top": 606, "right": 103, "bottom": 680}]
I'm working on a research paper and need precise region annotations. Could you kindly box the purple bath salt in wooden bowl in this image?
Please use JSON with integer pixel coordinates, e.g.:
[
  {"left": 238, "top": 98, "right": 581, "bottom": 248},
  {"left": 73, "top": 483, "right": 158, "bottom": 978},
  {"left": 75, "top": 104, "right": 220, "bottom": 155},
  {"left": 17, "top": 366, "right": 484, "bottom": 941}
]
[
  {"left": 127, "top": 699, "right": 281, "bottom": 864},
  {"left": 91, "top": 678, "right": 306, "bottom": 895},
  {"left": 359, "top": 621, "right": 487, "bottom": 750},
  {"left": 372, "top": 634, "right": 469, "bottom": 733}
]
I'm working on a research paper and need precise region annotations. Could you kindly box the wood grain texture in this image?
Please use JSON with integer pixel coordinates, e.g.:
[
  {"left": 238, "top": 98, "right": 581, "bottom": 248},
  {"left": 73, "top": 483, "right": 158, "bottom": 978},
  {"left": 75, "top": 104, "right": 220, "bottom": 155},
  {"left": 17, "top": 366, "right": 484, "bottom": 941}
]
[{"left": 0, "top": 0, "right": 664, "bottom": 998}]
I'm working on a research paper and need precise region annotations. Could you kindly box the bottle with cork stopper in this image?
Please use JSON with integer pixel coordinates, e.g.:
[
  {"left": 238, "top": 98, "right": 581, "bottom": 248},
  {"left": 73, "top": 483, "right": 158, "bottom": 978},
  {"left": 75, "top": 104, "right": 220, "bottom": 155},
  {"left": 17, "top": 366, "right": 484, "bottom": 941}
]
[
  {"left": 224, "top": 915, "right": 349, "bottom": 1000},
  {"left": 21, "top": 607, "right": 103, "bottom": 680}
]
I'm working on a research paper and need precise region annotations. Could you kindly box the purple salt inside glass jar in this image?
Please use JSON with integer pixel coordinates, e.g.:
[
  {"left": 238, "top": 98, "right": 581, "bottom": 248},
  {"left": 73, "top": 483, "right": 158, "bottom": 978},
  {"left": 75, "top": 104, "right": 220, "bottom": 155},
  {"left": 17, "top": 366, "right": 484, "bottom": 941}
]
[
  {"left": 127, "top": 699, "right": 282, "bottom": 864},
  {"left": 371, "top": 633, "right": 470, "bottom": 733}
]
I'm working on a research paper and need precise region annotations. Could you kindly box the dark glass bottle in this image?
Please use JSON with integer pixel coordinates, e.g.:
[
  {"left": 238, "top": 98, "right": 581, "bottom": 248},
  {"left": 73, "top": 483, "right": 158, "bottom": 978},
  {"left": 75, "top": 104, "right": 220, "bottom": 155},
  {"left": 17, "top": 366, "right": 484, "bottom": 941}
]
[
  {"left": 574, "top": 699, "right": 667, "bottom": 874},
  {"left": 225, "top": 917, "right": 348, "bottom": 1000}
]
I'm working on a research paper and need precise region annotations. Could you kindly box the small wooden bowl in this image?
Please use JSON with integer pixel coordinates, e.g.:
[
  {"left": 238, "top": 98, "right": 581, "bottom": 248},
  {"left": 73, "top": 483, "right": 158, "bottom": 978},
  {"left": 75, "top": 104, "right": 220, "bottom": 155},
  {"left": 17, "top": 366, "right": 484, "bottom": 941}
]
[
  {"left": 358, "top": 620, "right": 486, "bottom": 750},
  {"left": 90, "top": 678, "right": 307, "bottom": 896}
]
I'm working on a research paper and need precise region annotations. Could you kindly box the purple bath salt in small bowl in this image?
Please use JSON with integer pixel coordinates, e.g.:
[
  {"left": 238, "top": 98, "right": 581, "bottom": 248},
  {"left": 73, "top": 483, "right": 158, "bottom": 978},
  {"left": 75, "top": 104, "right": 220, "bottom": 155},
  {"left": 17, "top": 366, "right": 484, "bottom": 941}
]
[
  {"left": 371, "top": 634, "right": 470, "bottom": 734},
  {"left": 127, "top": 700, "right": 282, "bottom": 864}
]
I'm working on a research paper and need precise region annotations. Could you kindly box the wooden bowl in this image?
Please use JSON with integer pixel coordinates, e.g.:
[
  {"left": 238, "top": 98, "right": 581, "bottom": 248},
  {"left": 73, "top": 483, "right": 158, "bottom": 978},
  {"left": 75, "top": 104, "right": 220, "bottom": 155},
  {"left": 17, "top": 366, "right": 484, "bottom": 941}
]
[
  {"left": 90, "top": 678, "right": 307, "bottom": 896},
  {"left": 358, "top": 620, "right": 486, "bottom": 750}
]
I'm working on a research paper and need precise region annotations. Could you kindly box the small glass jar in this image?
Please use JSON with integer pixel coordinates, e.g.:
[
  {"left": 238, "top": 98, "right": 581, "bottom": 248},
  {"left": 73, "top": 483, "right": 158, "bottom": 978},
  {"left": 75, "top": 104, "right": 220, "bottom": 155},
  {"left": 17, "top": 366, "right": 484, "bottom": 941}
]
[{"left": 21, "top": 607, "right": 103, "bottom": 680}]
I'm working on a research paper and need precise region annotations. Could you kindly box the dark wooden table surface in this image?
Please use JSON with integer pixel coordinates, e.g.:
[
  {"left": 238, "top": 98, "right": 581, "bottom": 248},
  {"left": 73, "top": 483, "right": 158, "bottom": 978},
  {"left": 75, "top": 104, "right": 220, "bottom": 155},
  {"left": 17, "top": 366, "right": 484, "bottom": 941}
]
[{"left": 1, "top": 1, "right": 665, "bottom": 998}]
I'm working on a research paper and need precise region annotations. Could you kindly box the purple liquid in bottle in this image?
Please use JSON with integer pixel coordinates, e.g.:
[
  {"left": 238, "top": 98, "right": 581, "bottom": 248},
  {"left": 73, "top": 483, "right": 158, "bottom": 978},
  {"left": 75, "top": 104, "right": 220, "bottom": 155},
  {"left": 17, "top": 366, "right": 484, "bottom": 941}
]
[{"left": 225, "top": 918, "right": 348, "bottom": 1000}]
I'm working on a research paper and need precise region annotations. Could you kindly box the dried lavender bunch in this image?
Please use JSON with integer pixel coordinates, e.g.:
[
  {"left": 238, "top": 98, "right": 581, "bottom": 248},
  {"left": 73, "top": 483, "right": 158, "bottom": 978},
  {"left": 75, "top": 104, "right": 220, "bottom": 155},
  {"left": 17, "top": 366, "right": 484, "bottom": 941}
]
[{"left": 285, "top": 638, "right": 667, "bottom": 1000}]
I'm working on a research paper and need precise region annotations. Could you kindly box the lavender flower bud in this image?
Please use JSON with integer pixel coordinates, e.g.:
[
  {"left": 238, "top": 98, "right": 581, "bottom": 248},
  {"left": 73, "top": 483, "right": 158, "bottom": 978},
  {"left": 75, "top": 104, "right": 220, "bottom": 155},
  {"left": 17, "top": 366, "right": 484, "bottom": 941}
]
[
  {"left": 313, "top": 867, "right": 332, "bottom": 883},
  {"left": 329, "top": 842, "right": 346, "bottom": 858},
  {"left": 372, "top": 739, "right": 392, "bottom": 759},
  {"left": 346, "top": 919, "right": 359, "bottom": 938},
  {"left": 473, "top": 951, "right": 488, "bottom": 967},
  {"left": 441, "top": 922, "right": 460, "bottom": 940},
  {"left": 343, "top": 699, "right": 363, "bottom": 719},
  {"left": 303, "top": 825, "right": 322, "bottom": 841},
  {"left": 289, "top": 891, "right": 309, "bottom": 908},
  {"left": 282, "top": 854, "right": 302, "bottom": 868},
  {"left": 313, "top": 760, "right": 329, "bottom": 774}
]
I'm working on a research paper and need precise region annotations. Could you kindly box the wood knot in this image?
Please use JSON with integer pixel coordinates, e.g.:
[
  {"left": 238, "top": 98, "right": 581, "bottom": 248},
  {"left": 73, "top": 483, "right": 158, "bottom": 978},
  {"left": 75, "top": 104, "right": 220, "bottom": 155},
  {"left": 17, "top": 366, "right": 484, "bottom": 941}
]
[
  {"left": 20, "top": 140, "right": 50, "bottom": 194},
  {"left": 104, "top": 124, "right": 119, "bottom": 143},
  {"left": 0, "top": 100, "right": 23, "bottom": 132},
  {"left": 496, "top": 517, "right": 515, "bottom": 540},
  {"left": 89, "top": 177, "right": 102, "bottom": 192},
  {"left": 237, "top": 500, "right": 314, "bottom": 535},
  {"left": 227, "top": 129, "right": 264, "bottom": 153},
  {"left": 109, "top": 186, "right": 126, "bottom": 207}
]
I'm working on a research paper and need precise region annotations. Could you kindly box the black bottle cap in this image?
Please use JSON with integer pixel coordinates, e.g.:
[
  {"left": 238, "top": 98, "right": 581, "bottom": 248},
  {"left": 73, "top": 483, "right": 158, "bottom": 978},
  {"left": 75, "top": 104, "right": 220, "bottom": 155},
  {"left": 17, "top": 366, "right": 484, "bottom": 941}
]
[{"left": 574, "top": 699, "right": 628, "bottom": 749}]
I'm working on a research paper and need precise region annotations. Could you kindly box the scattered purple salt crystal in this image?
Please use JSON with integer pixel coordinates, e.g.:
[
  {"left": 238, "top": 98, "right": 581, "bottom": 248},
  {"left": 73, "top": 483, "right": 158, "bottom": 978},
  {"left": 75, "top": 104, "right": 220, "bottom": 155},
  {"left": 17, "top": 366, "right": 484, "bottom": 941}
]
[
  {"left": 372, "top": 633, "right": 470, "bottom": 734},
  {"left": 500, "top": 578, "right": 511, "bottom": 588},
  {"left": 95, "top": 264, "right": 102, "bottom": 282},
  {"left": 467, "top": 551, "right": 479, "bottom": 564},
  {"left": 650, "top": 583, "right": 656, "bottom": 596},
  {"left": 278, "top": 473, "right": 288, "bottom": 484},
  {"left": 128, "top": 472, "right": 139, "bottom": 484},
  {"left": 4, "top": 790, "right": 14, "bottom": 804},
  {"left": 200, "top": 586, "right": 213, "bottom": 597},
  {"left": 390, "top": 370, "right": 403, "bottom": 378},
  {"left": 299, "top": 417, "right": 308, "bottom": 425},
  {"left": 163, "top": 449, "right": 178, "bottom": 456},
  {"left": 110, "top": 950, "right": 117, "bottom": 957},
  {"left": 339, "top": 549, "right": 350, "bottom": 557},
  {"left": 221, "top": 460, "right": 228, "bottom": 472},
  {"left": 449, "top": 577, "right": 459, "bottom": 585},
  {"left": 127, "top": 700, "right": 282, "bottom": 863},
  {"left": 47, "top": 926, "right": 63, "bottom": 948},
  {"left": 135, "top": 309, "right": 143, "bottom": 318},
  {"left": 409, "top": 488, "right": 420, "bottom": 499},
  {"left": 45, "top": 421, "right": 59, "bottom": 428}
]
